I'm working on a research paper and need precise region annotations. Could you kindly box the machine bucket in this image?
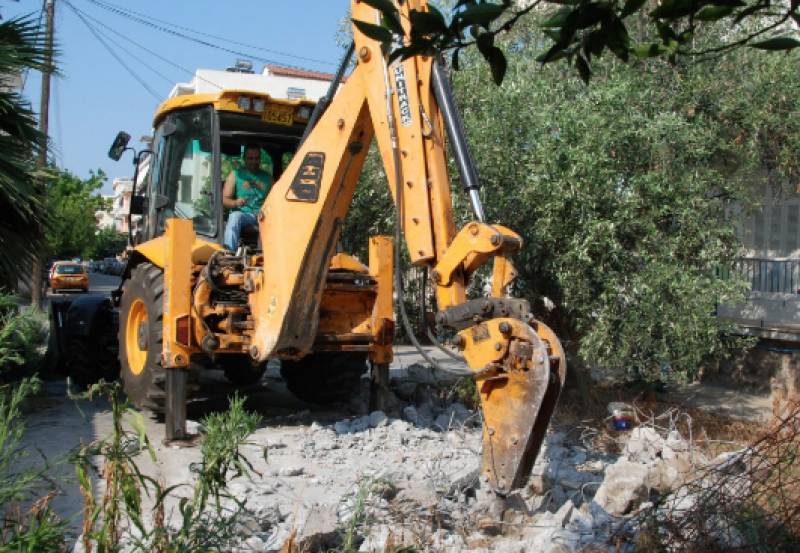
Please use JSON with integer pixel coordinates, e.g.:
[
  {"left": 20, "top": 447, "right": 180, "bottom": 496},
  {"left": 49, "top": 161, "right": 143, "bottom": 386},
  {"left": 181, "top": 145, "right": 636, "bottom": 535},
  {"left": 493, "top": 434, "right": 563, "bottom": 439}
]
[{"left": 478, "top": 321, "right": 566, "bottom": 494}]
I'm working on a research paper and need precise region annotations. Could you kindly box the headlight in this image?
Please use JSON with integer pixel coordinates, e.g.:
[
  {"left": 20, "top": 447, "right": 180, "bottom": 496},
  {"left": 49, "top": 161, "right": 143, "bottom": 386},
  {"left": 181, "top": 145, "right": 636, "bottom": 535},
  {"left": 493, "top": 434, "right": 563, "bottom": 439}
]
[
  {"left": 237, "top": 96, "right": 251, "bottom": 111},
  {"left": 296, "top": 106, "right": 312, "bottom": 120},
  {"left": 252, "top": 98, "right": 265, "bottom": 112}
]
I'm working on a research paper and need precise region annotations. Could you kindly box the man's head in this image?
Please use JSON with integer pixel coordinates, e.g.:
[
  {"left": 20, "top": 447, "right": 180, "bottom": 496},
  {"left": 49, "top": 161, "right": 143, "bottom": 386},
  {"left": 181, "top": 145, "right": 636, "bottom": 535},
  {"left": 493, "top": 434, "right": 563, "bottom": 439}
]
[{"left": 243, "top": 144, "right": 261, "bottom": 172}]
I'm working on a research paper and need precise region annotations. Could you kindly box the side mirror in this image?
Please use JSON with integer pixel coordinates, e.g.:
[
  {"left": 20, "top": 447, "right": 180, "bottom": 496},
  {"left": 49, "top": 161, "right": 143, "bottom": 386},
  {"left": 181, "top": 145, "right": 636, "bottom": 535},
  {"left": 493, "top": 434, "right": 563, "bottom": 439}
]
[
  {"left": 153, "top": 194, "right": 169, "bottom": 210},
  {"left": 108, "top": 131, "right": 131, "bottom": 161},
  {"left": 130, "top": 195, "right": 146, "bottom": 215}
]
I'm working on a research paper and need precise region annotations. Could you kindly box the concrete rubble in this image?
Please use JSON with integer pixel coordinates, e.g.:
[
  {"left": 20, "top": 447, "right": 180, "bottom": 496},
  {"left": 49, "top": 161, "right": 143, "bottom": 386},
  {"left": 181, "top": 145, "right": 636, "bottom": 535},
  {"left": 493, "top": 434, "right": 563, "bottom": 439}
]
[{"left": 66, "top": 364, "right": 747, "bottom": 552}]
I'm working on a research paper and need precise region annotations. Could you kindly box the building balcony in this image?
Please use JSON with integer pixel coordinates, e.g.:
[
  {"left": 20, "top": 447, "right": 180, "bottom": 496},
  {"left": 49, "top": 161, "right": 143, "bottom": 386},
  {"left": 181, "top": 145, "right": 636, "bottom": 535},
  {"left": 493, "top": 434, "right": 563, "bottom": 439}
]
[{"left": 717, "top": 257, "right": 800, "bottom": 341}]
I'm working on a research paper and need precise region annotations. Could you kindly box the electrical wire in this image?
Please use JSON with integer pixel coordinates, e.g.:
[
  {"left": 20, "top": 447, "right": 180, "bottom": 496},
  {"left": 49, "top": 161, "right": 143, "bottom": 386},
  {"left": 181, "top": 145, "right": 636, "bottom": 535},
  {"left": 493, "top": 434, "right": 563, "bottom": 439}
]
[
  {"left": 74, "top": 9, "right": 176, "bottom": 87},
  {"left": 65, "top": 1, "right": 161, "bottom": 101},
  {"left": 85, "top": 0, "right": 337, "bottom": 69},
  {"left": 67, "top": 3, "right": 224, "bottom": 91},
  {"left": 83, "top": 0, "right": 335, "bottom": 72}
]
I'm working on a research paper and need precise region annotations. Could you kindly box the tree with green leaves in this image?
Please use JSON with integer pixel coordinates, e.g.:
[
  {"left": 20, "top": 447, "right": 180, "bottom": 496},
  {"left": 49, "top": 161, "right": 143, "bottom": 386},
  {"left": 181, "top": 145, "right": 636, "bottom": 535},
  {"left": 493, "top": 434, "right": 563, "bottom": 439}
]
[
  {"left": 342, "top": 13, "right": 799, "bottom": 381},
  {"left": 354, "top": 0, "right": 799, "bottom": 84},
  {"left": 43, "top": 169, "right": 108, "bottom": 260},
  {"left": 0, "top": 15, "right": 53, "bottom": 289},
  {"left": 87, "top": 226, "right": 128, "bottom": 260}
]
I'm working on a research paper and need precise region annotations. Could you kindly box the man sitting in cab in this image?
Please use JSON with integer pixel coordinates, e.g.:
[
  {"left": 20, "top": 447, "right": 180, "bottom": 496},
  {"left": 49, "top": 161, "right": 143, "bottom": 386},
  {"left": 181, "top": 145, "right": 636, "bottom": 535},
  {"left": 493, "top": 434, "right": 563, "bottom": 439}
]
[{"left": 223, "top": 144, "right": 272, "bottom": 251}]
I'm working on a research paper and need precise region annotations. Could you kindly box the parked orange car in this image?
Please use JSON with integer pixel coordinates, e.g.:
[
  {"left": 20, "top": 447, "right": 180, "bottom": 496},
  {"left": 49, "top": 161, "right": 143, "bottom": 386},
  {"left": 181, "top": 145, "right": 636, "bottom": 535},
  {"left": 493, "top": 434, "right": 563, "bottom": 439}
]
[{"left": 49, "top": 263, "right": 89, "bottom": 293}]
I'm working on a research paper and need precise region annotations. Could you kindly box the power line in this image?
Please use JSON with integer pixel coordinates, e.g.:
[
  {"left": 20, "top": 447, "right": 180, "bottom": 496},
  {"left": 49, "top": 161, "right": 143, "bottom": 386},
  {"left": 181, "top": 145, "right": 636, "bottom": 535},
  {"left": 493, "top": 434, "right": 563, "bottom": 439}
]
[
  {"left": 83, "top": 0, "right": 336, "bottom": 72},
  {"left": 69, "top": 3, "right": 224, "bottom": 91},
  {"left": 85, "top": 0, "right": 337, "bottom": 69},
  {"left": 81, "top": 12, "right": 176, "bottom": 87},
  {"left": 64, "top": 0, "right": 161, "bottom": 101}
]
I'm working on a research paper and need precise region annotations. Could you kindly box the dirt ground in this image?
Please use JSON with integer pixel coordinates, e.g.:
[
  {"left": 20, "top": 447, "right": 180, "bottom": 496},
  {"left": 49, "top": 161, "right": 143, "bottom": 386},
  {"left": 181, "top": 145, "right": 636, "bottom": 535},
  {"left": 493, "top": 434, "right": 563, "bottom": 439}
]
[{"left": 17, "top": 346, "right": 775, "bottom": 551}]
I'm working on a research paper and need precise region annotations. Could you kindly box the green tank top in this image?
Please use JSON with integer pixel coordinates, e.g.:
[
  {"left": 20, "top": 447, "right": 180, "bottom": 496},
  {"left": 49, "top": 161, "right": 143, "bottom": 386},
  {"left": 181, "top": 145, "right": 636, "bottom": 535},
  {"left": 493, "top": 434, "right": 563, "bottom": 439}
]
[{"left": 233, "top": 167, "right": 271, "bottom": 214}]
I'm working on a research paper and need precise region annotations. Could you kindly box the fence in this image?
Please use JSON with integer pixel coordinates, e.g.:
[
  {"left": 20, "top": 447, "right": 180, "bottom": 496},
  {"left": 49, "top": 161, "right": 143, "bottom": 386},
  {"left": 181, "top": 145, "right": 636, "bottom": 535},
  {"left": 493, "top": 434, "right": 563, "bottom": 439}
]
[{"left": 735, "top": 258, "right": 800, "bottom": 294}]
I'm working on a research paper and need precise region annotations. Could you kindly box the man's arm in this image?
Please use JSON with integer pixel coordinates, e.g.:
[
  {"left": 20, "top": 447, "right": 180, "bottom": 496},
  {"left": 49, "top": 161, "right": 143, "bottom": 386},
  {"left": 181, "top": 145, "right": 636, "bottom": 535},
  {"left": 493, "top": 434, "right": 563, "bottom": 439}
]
[{"left": 222, "top": 171, "right": 244, "bottom": 208}]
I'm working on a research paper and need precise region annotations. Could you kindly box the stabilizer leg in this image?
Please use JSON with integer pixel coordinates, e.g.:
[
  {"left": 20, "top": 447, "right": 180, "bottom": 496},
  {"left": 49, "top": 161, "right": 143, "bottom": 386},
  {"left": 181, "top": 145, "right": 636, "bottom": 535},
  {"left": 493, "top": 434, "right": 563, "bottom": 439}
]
[{"left": 165, "top": 369, "right": 188, "bottom": 442}]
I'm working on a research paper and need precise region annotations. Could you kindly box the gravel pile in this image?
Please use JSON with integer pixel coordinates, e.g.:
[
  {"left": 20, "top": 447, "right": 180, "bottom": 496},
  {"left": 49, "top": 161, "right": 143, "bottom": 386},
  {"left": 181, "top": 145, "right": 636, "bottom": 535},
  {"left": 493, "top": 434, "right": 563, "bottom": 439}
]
[{"left": 66, "top": 365, "right": 743, "bottom": 552}]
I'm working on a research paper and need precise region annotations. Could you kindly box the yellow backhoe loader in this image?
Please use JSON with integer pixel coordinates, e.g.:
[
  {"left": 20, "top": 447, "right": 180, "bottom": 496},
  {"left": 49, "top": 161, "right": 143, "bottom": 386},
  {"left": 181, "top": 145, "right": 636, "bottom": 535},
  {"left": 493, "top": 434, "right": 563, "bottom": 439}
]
[{"left": 67, "top": 0, "right": 566, "bottom": 495}]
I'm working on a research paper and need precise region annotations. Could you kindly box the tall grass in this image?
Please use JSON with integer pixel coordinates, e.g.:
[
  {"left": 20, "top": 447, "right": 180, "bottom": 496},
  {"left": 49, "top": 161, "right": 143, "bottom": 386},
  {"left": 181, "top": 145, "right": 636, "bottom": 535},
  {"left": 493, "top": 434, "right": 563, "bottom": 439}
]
[
  {"left": 0, "top": 377, "right": 66, "bottom": 551},
  {"left": 75, "top": 383, "right": 261, "bottom": 552},
  {"left": 0, "top": 291, "right": 47, "bottom": 380}
]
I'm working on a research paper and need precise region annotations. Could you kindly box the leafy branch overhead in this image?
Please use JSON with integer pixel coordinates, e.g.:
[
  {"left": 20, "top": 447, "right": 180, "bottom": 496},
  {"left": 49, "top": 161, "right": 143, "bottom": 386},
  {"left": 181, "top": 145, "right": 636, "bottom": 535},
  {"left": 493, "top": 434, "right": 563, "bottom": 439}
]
[{"left": 353, "top": 0, "right": 800, "bottom": 83}]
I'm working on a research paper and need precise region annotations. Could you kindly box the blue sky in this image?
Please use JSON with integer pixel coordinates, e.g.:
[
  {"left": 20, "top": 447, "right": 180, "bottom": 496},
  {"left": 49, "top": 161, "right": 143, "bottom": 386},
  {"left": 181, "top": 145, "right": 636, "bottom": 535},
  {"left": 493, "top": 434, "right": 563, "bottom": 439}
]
[{"left": 5, "top": 0, "right": 349, "bottom": 193}]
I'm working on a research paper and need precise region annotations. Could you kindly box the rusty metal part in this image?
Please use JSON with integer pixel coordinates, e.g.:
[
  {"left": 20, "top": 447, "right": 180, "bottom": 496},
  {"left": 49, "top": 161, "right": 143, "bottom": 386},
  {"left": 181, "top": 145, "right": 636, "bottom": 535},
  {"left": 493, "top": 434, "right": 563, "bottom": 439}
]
[
  {"left": 436, "top": 298, "right": 531, "bottom": 331},
  {"left": 457, "top": 317, "right": 567, "bottom": 494}
]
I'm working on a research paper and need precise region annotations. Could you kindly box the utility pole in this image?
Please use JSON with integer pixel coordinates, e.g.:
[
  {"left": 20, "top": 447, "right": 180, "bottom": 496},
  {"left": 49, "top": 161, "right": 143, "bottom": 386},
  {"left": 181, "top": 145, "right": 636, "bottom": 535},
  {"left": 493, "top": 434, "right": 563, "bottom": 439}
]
[{"left": 31, "top": 0, "right": 55, "bottom": 306}]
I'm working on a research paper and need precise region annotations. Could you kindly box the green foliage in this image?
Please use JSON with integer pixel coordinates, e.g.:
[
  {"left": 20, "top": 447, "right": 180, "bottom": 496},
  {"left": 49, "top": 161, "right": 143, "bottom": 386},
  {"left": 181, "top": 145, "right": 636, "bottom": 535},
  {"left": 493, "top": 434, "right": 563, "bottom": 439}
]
[
  {"left": 344, "top": 18, "right": 798, "bottom": 380},
  {"left": 75, "top": 384, "right": 261, "bottom": 552},
  {"left": 0, "top": 377, "right": 66, "bottom": 551},
  {"left": 450, "top": 21, "right": 798, "bottom": 379},
  {"left": 0, "top": 292, "right": 47, "bottom": 378},
  {"left": 0, "top": 15, "right": 53, "bottom": 288},
  {"left": 43, "top": 168, "right": 107, "bottom": 260},
  {"left": 355, "top": 0, "right": 800, "bottom": 84},
  {"left": 86, "top": 227, "right": 128, "bottom": 260}
]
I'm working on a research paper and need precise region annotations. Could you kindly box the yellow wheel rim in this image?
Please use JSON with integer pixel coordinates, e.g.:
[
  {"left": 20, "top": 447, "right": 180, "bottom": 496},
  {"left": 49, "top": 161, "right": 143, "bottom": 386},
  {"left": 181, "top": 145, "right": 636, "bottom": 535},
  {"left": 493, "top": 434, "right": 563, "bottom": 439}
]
[{"left": 126, "top": 298, "right": 148, "bottom": 376}]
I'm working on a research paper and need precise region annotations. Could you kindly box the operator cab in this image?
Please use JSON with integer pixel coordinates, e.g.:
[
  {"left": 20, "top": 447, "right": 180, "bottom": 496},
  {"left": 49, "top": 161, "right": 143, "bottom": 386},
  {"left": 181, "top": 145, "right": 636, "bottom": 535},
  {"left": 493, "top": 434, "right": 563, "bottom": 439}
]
[{"left": 113, "top": 90, "right": 315, "bottom": 248}]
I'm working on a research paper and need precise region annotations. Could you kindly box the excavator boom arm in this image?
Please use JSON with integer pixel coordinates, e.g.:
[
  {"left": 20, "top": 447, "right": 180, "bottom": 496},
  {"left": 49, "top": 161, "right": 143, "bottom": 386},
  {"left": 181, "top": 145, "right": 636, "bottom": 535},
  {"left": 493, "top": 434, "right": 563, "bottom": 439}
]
[{"left": 245, "top": 0, "right": 565, "bottom": 493}]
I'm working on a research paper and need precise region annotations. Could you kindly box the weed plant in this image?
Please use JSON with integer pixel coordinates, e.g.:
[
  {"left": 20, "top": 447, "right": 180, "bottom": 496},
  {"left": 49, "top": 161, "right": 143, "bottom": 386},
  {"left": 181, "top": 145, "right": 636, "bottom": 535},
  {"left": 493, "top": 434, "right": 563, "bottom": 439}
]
[
  {"left": 0, "top": 377, "right": 66, "bottom": 552},
  {"left": 75, "top": 382, "right": 260, "bottom": 553},
  {"left": 0, "top": 291, "right": 47, "bottom": 380}
]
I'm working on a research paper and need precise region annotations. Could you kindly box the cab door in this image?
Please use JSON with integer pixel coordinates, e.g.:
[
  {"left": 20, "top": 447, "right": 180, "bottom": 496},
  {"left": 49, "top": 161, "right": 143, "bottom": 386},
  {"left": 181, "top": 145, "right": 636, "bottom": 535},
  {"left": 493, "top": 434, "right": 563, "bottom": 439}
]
[{"left": 149, "top": 106, "right": 219, "bottom": 241}]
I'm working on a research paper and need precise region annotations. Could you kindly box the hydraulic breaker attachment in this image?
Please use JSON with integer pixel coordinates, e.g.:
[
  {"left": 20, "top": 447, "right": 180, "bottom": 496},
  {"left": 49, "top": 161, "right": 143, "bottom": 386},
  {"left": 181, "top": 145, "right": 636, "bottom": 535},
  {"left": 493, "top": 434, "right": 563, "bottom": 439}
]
[{"left": 458, "top": 317, "right": 566, "bottom": 494}]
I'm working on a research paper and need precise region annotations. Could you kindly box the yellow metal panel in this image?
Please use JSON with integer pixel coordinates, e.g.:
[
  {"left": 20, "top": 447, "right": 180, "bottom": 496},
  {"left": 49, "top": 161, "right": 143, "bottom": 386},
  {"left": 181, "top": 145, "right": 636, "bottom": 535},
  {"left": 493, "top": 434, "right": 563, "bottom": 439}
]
[
  {"left": 353, "top": 1, "right": 435, "bottom": 265},
  {"left": 432, "top": 222, "right": 521, "bottom": 288},
  {"left": 161, "top": 219, "right": 194, "bottom": 368},
  {"left": 247, "top": 70, "right": 375, "bottom": 360},
  {"left": 329, "top": 252, "right": 368, "bottom": 273},
  {"left": 490, "top": 255, "right": 517, "bottom": 297},
  {"left": 134, "top": 235, "right": 221, "bottom": 269},
  {"left": 369, "top": 236, "right": 394, "bottom": 364}
]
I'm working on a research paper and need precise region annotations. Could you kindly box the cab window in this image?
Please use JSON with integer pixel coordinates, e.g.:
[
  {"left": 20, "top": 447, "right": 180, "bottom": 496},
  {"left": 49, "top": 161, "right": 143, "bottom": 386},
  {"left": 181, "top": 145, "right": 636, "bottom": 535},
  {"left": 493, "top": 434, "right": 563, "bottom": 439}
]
[{"left": 156, "top": 107, "right": 216, "bottom": 236}]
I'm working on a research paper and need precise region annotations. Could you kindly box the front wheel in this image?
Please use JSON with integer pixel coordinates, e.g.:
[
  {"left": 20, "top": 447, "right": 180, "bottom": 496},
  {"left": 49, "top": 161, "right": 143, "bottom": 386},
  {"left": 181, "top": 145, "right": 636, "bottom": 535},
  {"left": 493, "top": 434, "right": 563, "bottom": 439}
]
[{"left": 118, "top": 263, "right": 167, "bottom": 413}]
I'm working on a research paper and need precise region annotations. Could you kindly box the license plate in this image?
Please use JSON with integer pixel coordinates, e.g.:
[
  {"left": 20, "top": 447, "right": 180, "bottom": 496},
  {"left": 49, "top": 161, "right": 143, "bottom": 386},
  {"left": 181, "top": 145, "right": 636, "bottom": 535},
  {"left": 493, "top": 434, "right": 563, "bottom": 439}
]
[{"left": 262, "top": 105, "right": 294, "bottom": 126}]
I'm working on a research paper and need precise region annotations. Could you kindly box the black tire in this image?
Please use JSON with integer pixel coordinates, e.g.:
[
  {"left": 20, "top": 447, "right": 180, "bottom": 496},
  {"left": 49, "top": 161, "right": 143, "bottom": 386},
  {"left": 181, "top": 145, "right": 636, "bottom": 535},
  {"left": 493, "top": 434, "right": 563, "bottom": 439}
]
[
  {"left": 280, "top": 352, "right": 368, "bottom": 404},
  {"left": 218, "top": 354, "right": 266, "bottom": 386},
  {"left": 118, "top": 263, "right": 167, "bottom": 413},
  {"left": 65, "top": 303, "right": 120, "bottom": 388}
]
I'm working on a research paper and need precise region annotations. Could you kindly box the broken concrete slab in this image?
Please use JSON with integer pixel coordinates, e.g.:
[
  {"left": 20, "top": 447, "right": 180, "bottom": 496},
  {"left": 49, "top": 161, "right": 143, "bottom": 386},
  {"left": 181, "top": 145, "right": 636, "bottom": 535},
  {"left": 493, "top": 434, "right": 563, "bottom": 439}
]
[
  {"left": 592, "top": 458, "right": 651, "bottom": 516},
  {"left": 623, "top": 427, "right": 665, "bottom": 464}
]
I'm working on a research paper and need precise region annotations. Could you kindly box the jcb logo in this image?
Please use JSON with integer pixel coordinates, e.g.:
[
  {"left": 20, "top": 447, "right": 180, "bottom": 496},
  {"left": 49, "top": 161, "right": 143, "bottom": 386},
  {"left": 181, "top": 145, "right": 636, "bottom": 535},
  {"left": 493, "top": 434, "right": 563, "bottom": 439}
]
[{"left": 287, "top": 152, "right": 325, "bottom": 202}]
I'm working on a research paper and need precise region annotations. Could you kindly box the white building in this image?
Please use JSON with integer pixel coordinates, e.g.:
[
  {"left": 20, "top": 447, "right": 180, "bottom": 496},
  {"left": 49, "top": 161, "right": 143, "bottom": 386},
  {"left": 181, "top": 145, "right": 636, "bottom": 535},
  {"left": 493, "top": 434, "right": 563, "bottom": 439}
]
[
  {"left": 95, "top": 194, "right": 115, "bottom": 230},
  {"left": 168, "top": 60, "right": 335, "bottom": 101},
  {"left": 95, "top": 178, "right": 136, "bottom": 233}
]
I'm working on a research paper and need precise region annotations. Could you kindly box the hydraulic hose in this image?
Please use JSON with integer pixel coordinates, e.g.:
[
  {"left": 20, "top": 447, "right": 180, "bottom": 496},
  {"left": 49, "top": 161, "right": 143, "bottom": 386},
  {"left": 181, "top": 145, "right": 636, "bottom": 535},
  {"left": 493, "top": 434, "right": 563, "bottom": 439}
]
[{"left": 379, "top": 48, "right": 472, "bottom": 378}]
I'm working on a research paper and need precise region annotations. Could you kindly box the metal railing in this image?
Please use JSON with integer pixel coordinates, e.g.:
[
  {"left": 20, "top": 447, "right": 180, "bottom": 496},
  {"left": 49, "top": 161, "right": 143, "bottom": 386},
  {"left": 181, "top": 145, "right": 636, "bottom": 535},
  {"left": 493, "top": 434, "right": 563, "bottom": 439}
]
[{"left": 735, "top": 258, "right": 800, "bottom": 294}]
